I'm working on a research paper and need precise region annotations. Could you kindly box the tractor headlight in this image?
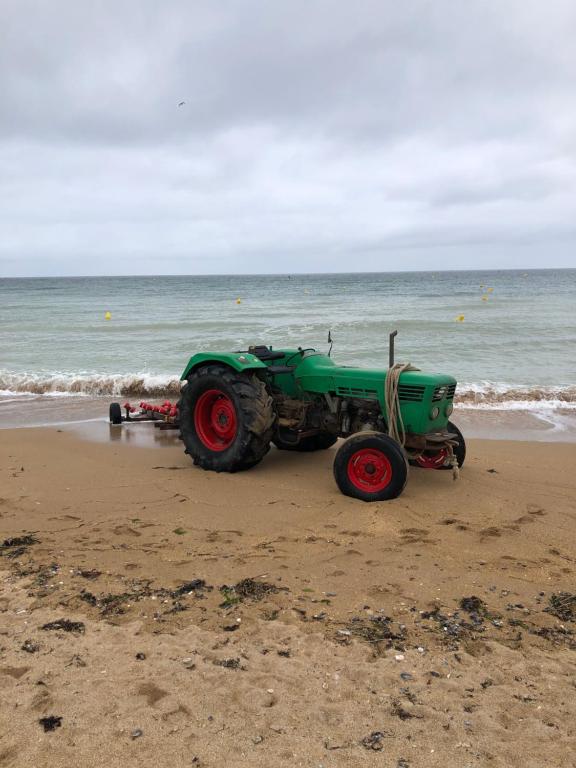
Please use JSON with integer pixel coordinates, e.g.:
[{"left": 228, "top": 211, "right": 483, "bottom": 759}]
[
  {"left": 446, "top": 403, "right": 454, "bottom": 416},
  {"left": 430, "top": 406, "right": 440, "bottom": 420}
]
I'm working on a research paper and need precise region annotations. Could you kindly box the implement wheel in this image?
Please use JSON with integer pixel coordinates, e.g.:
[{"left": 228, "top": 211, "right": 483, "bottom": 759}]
[
  {"left": 109, "top": 402, "right": 123, "bottom": 425},
  {"left": 273, "top": 432, "right": 337, "bottom": 452},
  {"left": 413, "top": 420, "right": 466, "bottom": 470},
  {"left": 333, "top": 433, "right": 408, "bottom": 502},
  {"left": 178, "top": 364, "right": 275, "bottom": 472}
]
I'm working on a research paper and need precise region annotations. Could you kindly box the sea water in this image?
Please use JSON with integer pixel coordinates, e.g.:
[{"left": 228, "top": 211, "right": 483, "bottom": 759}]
[{"left": 1, "top": 270, "right": 575, "bottom": 435}]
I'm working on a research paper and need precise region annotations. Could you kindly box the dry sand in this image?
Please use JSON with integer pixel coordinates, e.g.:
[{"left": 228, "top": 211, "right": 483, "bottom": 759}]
[{"left": 1, "top": 427, "right": 575, "bottom": 767}]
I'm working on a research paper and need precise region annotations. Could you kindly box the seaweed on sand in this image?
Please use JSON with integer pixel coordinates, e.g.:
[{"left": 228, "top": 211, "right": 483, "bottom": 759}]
[
  {"left": 459, "top": 596, "right": 487, "bottom": 614},
  {"left": 219, "top": 577, "right": 284, "bottom": 607},
  {"left": 41, "top": 619, "right": 85, "bottom": 634},
  {"left": 77, "top": 578, "right": 212, "bottom": 616},
  {"left": 169, "top": 579, "right": 210, "bottom": 598},
  {"left": 337, "top": 615, "right": 406, "bottom": 646},
  {"left": 546, "top": 593, "right": 576, "bottom": 622},
  {"left": 1, "top": 535, "right": 38, "bottom": 550},
  {"left": 39, "top": 716, "right": 62, "bottom": 732},
  {"left": 0, "top": 535, "right": 39, "bottom": 559}
]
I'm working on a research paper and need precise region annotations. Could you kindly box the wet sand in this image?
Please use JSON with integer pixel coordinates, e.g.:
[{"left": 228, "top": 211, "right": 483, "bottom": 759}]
[
  {"left": 1, "top": 427, "right": 576, "bottom": 767},
  {"left": 2, "top": 394, "right": 576, "bottom": 442}
]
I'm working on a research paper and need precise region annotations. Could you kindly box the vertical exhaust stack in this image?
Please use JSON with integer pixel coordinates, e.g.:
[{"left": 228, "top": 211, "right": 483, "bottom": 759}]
[{"left": 389, "top": 330, "right": 398, "bottom": 368}]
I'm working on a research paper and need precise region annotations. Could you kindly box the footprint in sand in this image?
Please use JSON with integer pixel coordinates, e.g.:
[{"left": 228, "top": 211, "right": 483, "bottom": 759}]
[
  {"left": 0, "top": 667, "right": 30, "bottom": 680},
  {"left": 137, "top": 682, "right": 168, "bottom": 706},
  {"left": 479, "top": 526, "right": 502, "bottom": 539},
  {"left": 368, "top": 584, "right": 390, "bottom": 596},
  {"left": 439, "top": 518, "right": 469, "bottom": 531},
  {"left": 113, "top": 525, "right": 141, "bottom": 537},
  {"left": 0, "top": 747, "right": 19, "bottom": 764},
  {"left": 400, "top": 527, "right": 433, "bottom": 544},
  {"left": 161, "top": 704, "right": 191, "bottom": 723},
  {"left": 513, "top": 515, "right": 536, "bottom": 525},
  {"left": 31, "top": 687, "right": 53, "bottom": 711}
]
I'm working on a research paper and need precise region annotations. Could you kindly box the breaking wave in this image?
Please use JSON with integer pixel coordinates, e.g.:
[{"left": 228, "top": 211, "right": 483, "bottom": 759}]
[
  {"left": 0, "top": 372, "right": 182, "bottom": 398},
  {"left": 456, "top": 383, "right": 576, "bottom": 410},
  {"left": 1, "top": 371, "right": 576, "bottom": 410}
]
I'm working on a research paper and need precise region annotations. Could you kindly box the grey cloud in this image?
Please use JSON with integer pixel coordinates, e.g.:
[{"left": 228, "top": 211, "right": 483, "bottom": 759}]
[{"left": 0, "top": 0, "right": 575, "bottom": 275}]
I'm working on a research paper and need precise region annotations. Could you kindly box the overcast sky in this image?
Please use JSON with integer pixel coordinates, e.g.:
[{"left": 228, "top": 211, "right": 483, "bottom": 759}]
[{"left": 1, "top": 1, "right": 575, "bottom": 276}]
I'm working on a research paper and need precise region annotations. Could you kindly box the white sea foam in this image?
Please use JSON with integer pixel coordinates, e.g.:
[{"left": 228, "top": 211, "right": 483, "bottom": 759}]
[
  {"left": 1, "top": 370, "right": 575, "bottom": 411},
  {"left": 456, "top": 382, "right": 576, "bottom": 410}
]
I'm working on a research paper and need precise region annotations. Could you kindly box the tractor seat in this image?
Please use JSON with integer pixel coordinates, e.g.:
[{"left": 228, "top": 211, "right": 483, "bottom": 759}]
[{"left": 248, "top": 345, "right": 285, "bottom": 362}]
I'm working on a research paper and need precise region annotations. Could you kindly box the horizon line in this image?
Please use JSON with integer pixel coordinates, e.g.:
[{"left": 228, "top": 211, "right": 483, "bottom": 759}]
[{"left": 2, "top": 266, "right": 575, "bottom": 280}]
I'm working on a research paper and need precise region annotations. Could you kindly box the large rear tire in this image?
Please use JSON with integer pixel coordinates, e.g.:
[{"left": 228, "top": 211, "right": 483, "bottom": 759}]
[
  {"left": 178, "top": 365, "right": 275, "bottom": 472},
  {"left": 333, "top": 433, "right": 408, "bottom": 502},
  {"left": 273, "top": 432, "right": 338, "bottom": 452}
]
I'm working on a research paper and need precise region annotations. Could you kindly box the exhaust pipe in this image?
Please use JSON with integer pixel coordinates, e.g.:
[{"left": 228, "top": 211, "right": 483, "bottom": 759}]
[{"left": 389, "top": 330, "right": 398, "bottom": 368}]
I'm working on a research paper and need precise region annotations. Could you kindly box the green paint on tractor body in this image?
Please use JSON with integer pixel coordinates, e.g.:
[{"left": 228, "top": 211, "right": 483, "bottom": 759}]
[{"left": 181, "top": 347, "right": 456, "bottom": 436}]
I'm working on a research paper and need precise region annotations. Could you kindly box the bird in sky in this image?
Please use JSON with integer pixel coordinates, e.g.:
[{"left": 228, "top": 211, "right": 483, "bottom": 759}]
[{"left": 178, "top": 101, "right": 186, "bottom": 107}]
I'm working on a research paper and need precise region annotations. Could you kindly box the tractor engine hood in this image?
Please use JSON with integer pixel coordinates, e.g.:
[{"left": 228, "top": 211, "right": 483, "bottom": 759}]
[
  {"left": 293, "top": 353, "right": 456, "bottom": 400},
  {"left": 293, "top": 352, "right": 456, "bottom": 434}
]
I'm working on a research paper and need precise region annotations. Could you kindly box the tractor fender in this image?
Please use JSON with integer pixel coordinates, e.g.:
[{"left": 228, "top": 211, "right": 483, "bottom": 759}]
[
  {"left": 180, "top": 352, "right": 268, "bottom": 381},
  {"left": 338, "top": 429, "right": 391, "bottom": 446}
]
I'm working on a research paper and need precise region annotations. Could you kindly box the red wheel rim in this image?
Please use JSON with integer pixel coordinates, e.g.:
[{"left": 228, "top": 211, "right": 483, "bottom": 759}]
[
  {"left": 194, "top": 389, "right": 237, "bottom": 451},
  {"left": 415, "top": 448, "right": 448, "bottom": 469},
  {"left": 347, "top": 448, "right": 392, "bottom": 493}
]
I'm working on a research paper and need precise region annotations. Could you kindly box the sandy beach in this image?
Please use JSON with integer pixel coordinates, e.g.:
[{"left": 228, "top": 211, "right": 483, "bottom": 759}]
[{"left": 1, "top": 426, "right": 575, "bottom": 767}]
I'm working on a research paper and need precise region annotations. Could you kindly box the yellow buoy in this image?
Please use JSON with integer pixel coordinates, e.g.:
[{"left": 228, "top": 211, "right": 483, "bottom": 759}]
[
  {"left": 481, "top": 296, "right": 488, "bottom": 302},
  {"left": 104, "top": 311, "right": 111, "bottom": 320},
  {"left": 456, "top": 314, "right": 465, "bottom": 322},
  {"left": 487, "top": 287, "right": 494, "bottom": 293},
  {"left": 236, "top": 298, "right": 242, "bottom": 304}
]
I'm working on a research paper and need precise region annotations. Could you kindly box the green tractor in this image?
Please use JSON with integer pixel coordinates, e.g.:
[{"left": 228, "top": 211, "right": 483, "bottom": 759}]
[{"left": 176, "top": 334, "right": 465, "bottom": 502}]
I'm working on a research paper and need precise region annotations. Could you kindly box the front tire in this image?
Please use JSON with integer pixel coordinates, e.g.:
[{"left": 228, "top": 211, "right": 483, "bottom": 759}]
[
  {"left": 333, "top": 433, "right": 408, "bottom": 502},
  {"left": 178, "top": 365, "right": 275, "bottom": 473}
]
